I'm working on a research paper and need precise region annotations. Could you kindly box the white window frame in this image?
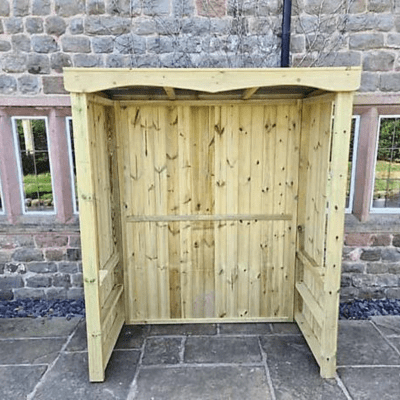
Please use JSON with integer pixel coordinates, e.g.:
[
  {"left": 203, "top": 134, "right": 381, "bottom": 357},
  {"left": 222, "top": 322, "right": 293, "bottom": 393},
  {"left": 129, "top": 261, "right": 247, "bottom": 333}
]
[
  {"left": 0, "top": 173, "right": 5, "bottom": 215},
  {"left": 11, "top": 116, "right": 57, "bottom": 215},
  {"left": 370, "top": 114, "right": 400, "bottom": 214},
  {"left": 66, "top": 116, "right": 78, "bottom": 214},
  {"left": 345, "top": 115, "right": 360, "bottom": 214}
]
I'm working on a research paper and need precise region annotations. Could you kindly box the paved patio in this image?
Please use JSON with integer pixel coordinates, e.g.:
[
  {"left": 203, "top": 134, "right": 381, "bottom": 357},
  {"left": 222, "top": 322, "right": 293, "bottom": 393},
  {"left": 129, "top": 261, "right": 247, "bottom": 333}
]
[{"left": 0, "top": 316, "right": 399, "bottom": 399}]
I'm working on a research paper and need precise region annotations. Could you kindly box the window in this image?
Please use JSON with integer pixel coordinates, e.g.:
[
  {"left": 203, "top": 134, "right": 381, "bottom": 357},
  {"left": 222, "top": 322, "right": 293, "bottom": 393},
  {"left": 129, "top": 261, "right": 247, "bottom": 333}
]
[
  {"left": 12, "top": 117, "right": 55, "bottom": 213},
  {"left": 66, "top": 117, "right": 78, "bottom": 213},
  {"left": 345, "top": 116, "right": 360, "bottom": 213},
  {"left": 0, "top": 175, "right": 4, "bottom": 214},
  {"left": 371, "top": 116, "right": 400, "bottom": 213}
]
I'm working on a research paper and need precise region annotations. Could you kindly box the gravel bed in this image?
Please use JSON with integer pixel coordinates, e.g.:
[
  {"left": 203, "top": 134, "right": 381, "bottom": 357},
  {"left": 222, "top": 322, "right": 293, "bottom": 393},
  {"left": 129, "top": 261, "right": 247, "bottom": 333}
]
[{"left": 0, "top": 298, "right": 400, "bottom": 320}]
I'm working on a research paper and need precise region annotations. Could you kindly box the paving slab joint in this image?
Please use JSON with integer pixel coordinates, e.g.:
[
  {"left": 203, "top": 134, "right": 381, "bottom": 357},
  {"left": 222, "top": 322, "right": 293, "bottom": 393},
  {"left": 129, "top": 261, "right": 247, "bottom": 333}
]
[
  {"left": 127, "top": 335, "right": 147, "bottom": 400},
  {"left": 257, "top": 336, "right": 276, "bottom": 400},
  {"left": 335, "top": 375, "right": 354, "bottom": 400},
  {"left": 369, "top": 320, "right": 400, "bottom": 358}
]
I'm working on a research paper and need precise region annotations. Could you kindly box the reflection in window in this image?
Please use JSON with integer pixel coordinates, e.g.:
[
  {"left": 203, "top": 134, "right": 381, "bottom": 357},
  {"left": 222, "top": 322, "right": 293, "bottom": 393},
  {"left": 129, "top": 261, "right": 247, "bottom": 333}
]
[
  {"left": 13, "top": 117, "right": 55, "bottom": 213},
  {"left": 67, "top": 117, "right": 78, "bottom": 213},
  {"left": 345, "top": 116, "right": 360, "bottom": 213},
  {"left": 371, "top": 116, "right": 400, "bottom": 212}
]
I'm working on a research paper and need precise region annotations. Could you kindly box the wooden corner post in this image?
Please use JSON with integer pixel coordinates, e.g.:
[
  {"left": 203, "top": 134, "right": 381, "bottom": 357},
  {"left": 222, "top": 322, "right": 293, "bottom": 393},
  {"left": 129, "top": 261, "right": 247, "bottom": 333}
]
[{"left": 320, "top": 92, "right": 354, "bottom": 378}]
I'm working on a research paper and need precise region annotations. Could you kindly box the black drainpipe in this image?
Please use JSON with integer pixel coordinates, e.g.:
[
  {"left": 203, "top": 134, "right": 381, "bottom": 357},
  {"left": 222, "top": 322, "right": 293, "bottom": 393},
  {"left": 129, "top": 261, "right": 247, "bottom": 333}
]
[{"left": 280, "top": 0, "right": 292, "bottom": 67}]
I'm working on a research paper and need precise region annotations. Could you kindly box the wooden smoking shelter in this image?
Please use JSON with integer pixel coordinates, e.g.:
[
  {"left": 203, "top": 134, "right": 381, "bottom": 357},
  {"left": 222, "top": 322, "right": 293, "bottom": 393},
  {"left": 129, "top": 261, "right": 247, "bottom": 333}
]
[{"left": 64, "top": 67, "right": 361, "bottom": 382}]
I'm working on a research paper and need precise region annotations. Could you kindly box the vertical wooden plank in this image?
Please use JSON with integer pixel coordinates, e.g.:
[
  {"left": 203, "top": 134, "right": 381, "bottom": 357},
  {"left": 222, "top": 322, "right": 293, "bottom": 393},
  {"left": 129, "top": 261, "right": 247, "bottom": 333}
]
[
  {"left": 214, "top": 106, "right": 228, "bottom": 319},
  {"left": 153, "top": 106, "right": 170, "bottom": 319},
  {"left": 320, "top": 92, "right": 354, "bottom": 378},
  {"left": 225, "top": 105, "right": 239, "bottom": 318},
  {"left": 237, "top": 105, "right": 252, "bottom": 318},
  {"left": 178, "top": 105, "right": 193, "bottom": 319},
  {"left": 260, "top": 105, "right": 276, "bottom": 317},
  {"left": 248, "top": 105, "right": 264, "bottom": 317},
  {"left": 166, "top": 106, "right": 182, "bottom": 319},
  {"left": 70, "top": 93, "right": 104, "bottom": 382}
]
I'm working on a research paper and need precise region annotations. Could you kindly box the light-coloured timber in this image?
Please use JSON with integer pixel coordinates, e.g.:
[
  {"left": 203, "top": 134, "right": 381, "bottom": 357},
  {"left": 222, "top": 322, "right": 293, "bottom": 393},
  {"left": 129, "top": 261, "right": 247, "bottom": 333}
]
[{"left": 67, "top": 67, "right": 361, "bottom": 382}]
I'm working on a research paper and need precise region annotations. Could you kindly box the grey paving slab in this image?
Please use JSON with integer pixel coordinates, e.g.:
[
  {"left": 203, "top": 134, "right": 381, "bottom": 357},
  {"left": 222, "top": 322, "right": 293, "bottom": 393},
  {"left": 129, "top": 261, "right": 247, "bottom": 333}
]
[
  {"left": 388, "top": 337, "right": 400, "bottom": 353},
  {"left": 260, "top": 335, "right": 348, "bottom": 400},
  {"left": 184, "top": 336, "right": 262, "bottom": 364},
  {"left": 338, "top": 367, "right": 400, "bottom": 400},
  {"left": 338, "top": 320, "right": 400, "bottom": 366},
  {"left": 370, "top": 316, "right": 400, "bottom": 336},
  {"left": 64, "top": 318, "right": 87, "bottom": 352},
  {"left": 33, "top": 350, "right": 140, "bottom": 400},
  {"left": 0, "top": 338, "right": 66, "bottom": 365},
  {"left": 0, "top": 317, "right": 81, "bottom": 338},
  {"left": 142, "top": 337, "right": 182, "bottom": 365},
  {"left": 133, "top": 366, "right": 272, "bottom": 400},
  {"left": 0, "top": 365, "right": 47, "bottom": 400},
  {"left": 115, "top": 324, "right": 149, "bottom": 349},
  {"left": 148, "top": 323, "right": 217, "bottom": 336},
  {"left": 270, "top": 322, "right": 301, "bottom": 335},
  {"left": 219, "top": 322, "right": 273, "bottom": 335}
]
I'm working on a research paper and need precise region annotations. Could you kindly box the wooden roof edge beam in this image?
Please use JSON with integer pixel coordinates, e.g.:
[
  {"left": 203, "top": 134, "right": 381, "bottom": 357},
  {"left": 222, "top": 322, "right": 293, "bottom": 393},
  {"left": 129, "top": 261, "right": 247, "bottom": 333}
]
[
  {"left": 164, "top": 86, "right": 176, "bottom": 100},
  {"left": 242, "top": 87, "right": 259, "bottom": 100}
]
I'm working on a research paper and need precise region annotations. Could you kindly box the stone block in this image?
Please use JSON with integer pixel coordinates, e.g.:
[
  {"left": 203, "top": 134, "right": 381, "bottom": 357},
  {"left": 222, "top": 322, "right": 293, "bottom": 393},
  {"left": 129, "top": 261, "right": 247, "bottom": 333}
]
[
  {"left": 173, "top": 0, "right": 194, "bottom": 16},
  {"left": 35, "top": 234, "right": 69, "bottom": 249},
  {"left": 380, "top": 73, "right": 400, "bottom": 92},
  {"left": 72, "top": 54, "right": 104, "bottom": 67},
  {"left": 32, "top": 35, "right": 58, "bottom": 53},
  {"left": 107, "top": 0, "right": 132, "bottom": 15},
  {"left": 393, "top": 234, "right": 400, "bottom": 247},
  {"left": 342, "top": 262, "right": 365, "bottom": 273},
  {"left": 196, "top": 0, "right": 225, "bottom": 17},
  {"left": 32, "top": 0, "right": 50, "bottom": 15},
  {"left": 360, "top": 248, "right": 381, "bottom": 261},
  {"left": 91, "top": 36, "right": 114, "bottom": 53},
  {"left": 341, "top": 273, "right": 353, "bottom": 287},
  {"left": 45, "top": 16, "right": 67, "bottom": 36},
  {"left": 387, "top": 33, "right": 400, "bottom": 49},
  {"left": 375, "top": 274, "right": 399, "bottom": 287},
  {"left": 27, "top": 262, "right": 57, "bottom": 273},
  {"left": 349, "top": 33, "right": 384, "bottom": 50},
  {"left": 46, "top": 287, "right": 67, "bottom": 299},
  {"left": 55, "top": 0, "right": 85, "bottom": 16},
  {"left": 11, "top": 34, "right": 30, "bottom": 52},
  {"left": 340, "top": 287, "right": 359, "bottom": 302},
  {"left": 0, "top": 75, "right": 17, "bottom": 94},
  {"left": 87, "top": 0, "right": 105, "bottom": 14},
  {"left": 304, "top": 0, "right": 343, "bottom": 14},
  {"left": 12, "top": 248, "right": 43, "bottom": 262},
  {"left": 67, "top": 287, "right": 84, "bottom": 299},
  {"left": 360, "top": 72, "right": 380, "bottom": 92},
  {"left": 133, "top": 18, "right": 158, "bottom": 36},
  {"left": 388, "top": 263, "right": 400, "bottom": 274},
  {"left": 0, "top": 251, "right": 12, "bottom": 263},
  {"left": 136, "top": 54, "right": 161, "bottom": 67},
  {"left": 143, "top": 0, "right": 170, "bottom": 15},
  {"left": 0, "top": 40, "right": 11, "bottom": 51},
  {"left": 366, "top": 263, "right": 389, "bottom": 274},
  {"left": 69, "top": 18, "right": 84, "bottom": 34},
  {"left": 4, "top": 262, "right": 26, "bottom": 274},
  {"left": 372, "top": 233, "right": 392, "bottom": 246},
  {"left": 61, "top": 36, "right": 91, "bottom": 53},
  {"left": 14, "top": 288, "right": 45, "bottom": 299},
  {"left": 2, "top": 53, "right": 27, "bottom": 73},
  {"left": 0, "top": 275, "right": 24, "bottom": 290},
  {"left": 52, "top": 273, "right": 71, "bottom": 288},
  {"left": 50, "top": 52, "right": 72, "bottom": 73},
  {"left": 352, "top": 274, "right": 377, "bottom": 287},
  {"left": 0, "top": 0, "right": 10, "bottom": 16},
  {"left": 71, "top": 273, "right": 83, "bottom": 286},
  {"left": 58, "top": 262, "right": 78, "bottom": 273},
  {"left": 43, "top": 76, "right": 69, "bottom": 94},
  {"left": 295, "top": 15, "right": 336, "bottom": 35},
  {"left": 382, "top": 248, "right": 400, "bottom": 262},
  {"left": 26, "top": 17, "right": 44, "bottom": 34},
  {"left": 368, "top": 0, "right": 391, "bottom": 12},
  {"left": 4, "top": 18, "right": 23, "bottom": 34},
  {"left": 115, "top": 33, "right": 146, "bottom": 54},
  {"left": 347, "top": 14, "right": 393, "bottom": 32},
  {"left": 0, "top": 290, "right": 13, "bottom": 300},
  {"left": 290, "top": 35, "right": 305, "bottom": 53},
  {"left": 68, "top": 235, "right": 81, "bottom": 247},
  {"left": 345, "top": 233, "right": 374, "bottom": 246},
  {"left": 385, "top": 288, "right": 400, "bottom": 298},
  {"left": 348, "top": 0, "right": 366, "bottom": 13},
  {"left": 26, "top": 275, "right": 52, "bottom": 288},
  {"left": 396, "top": 16, "right": 400, "bottom": 31},
  {"left": 363, "top": 51, "right": 395, "bottom": 72},
  {"left": 358, "top": 287, "right": 386, "bottom": 299},
  {"left": 105, "top": 54, "right": 132, "bottom": 67},
  {"left": 13, "top": 0, "right": 29, "bottom": 16},
  {"left": 18, "top": 74, "right": 40, "bottom": 94},
  {"left": 84, "top": 16, "right": 131, "bottom": 35},
  {"left": 27, "top": 54, "right": 50, "bottom": 74},
  {"left": 147, "top": 36, "right": 174, "bottom": 54},
  {"left": 45, "top": 248, "right": 65, "bottom": 261}
]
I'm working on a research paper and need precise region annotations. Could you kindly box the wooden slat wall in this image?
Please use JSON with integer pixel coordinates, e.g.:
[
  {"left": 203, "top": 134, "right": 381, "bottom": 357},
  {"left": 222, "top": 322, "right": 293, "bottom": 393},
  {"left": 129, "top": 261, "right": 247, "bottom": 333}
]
[{"left": 122, "top": 103, "right": 300, "bottom": 323}]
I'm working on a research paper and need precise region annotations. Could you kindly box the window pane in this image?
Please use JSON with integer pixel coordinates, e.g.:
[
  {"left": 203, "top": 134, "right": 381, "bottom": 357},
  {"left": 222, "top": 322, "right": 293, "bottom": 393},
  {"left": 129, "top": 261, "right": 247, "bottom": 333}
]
[
  {"left": 345, "top": 117, "right": 359, "bottom": 211},
  {"left": 0, "top": 177, "right": 3, "bottom": 213},
  {"left": 14, "top": 118, "right": 54, "bottom": 212},
  {"left": 67, "top": 118, "right": 78, "bottom": 212},
  {"left": 372, "top": 117, "right": 400, "bottom": 210}
]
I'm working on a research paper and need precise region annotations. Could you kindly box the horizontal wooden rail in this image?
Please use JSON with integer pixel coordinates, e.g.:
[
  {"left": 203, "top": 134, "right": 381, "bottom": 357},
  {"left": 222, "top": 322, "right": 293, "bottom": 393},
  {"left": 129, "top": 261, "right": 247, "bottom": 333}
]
[
  {"left": 101, "top": 284, "right": 124, "bottom": 329},
  {"left": 99, "top": 252, "right": 119, "bottom": 286},
  {"left": 295, "top": 281, "right": 324, "bottom": 323},
  {"left": 296, "top": 250, "right": 325, "bottom": 279},
  {"left": 126, "top": 214, "right": 293, "bottom": 223}
]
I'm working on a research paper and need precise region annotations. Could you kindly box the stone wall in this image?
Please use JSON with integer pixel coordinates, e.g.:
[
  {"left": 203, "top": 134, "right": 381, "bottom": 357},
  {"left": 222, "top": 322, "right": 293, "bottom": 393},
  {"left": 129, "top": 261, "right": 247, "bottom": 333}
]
[
  {"left": 0, "top": 230, "right": 83, "bottom": 300},
  {"left": 0, "top": 0, "right": 399, "bottom": 95}
]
